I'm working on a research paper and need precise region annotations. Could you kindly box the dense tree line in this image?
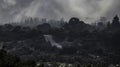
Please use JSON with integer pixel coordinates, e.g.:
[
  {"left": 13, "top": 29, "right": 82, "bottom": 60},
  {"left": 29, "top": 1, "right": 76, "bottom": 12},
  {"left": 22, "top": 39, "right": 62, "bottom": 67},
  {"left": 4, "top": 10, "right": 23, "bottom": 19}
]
[
  {"left": 0, "top": 49, "right": 36, "bottom": 67},
  {"left": 0, "top": 15, "right": 120, "bottom": 66}
]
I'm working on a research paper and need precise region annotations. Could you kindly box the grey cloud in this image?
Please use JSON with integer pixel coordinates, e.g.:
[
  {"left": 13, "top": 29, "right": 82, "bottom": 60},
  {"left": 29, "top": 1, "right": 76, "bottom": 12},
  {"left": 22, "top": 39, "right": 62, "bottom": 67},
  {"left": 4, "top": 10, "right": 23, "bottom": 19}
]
[{"left": 0, "top": 0, "right": 120, "bottom": 24}]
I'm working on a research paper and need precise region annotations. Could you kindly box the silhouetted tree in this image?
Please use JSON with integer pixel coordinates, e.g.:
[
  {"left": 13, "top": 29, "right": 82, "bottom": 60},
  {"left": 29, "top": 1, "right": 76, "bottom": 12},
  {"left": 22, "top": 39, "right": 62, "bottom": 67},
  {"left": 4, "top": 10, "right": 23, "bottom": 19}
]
[
  {"left": 36, "top": 23, "right": 51, "bottom": 34},
  {"left": 22, "top": 27, "right": 31, "bottom": 32},
  {"left": 107, "top": 21, "right": 111, "bottom": 28},
  {"left": 12, "top": 26, "right": 22, "bottom": 32},
  {"left": 112, "top": 15, "right": 120, "bottom": 27},
  {"left": 69, "top": 17, "right": 80, "bottom": 25},
  {"left": 3, "top": 24, "right": 14, "bottom": 32},
  {"left": 97, "top": 22, "right": 105, "bottom": 30}
]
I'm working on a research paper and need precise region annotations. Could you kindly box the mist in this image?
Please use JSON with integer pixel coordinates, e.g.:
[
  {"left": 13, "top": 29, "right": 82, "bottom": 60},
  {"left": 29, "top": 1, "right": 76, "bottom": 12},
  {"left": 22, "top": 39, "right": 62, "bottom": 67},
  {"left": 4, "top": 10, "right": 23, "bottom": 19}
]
[{"left": 0, "top": 0, "right": 120, "bottom": 24}]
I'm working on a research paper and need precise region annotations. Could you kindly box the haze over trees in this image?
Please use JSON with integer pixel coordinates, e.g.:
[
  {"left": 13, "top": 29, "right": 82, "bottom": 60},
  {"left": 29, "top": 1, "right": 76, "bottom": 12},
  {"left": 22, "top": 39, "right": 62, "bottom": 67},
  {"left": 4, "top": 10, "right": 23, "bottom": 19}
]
[{"left": 0, "top": 15, "right": 120, "bottom": 66}]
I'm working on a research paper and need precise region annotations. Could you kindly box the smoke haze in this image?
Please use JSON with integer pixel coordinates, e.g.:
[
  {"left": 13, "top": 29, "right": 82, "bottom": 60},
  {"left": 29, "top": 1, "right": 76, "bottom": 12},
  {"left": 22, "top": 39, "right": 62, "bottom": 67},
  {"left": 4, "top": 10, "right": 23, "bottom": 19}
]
[{"left": 0, "top": 0, "right": 119, "bottom": 23}]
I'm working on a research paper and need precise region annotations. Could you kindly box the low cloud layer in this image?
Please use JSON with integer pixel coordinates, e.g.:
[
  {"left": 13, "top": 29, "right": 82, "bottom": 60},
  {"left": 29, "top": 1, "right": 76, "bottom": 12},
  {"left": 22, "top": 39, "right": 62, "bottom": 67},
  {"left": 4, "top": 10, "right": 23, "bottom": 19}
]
[{"left": 0, "top": 0, "right": 119, "bottom": 24}]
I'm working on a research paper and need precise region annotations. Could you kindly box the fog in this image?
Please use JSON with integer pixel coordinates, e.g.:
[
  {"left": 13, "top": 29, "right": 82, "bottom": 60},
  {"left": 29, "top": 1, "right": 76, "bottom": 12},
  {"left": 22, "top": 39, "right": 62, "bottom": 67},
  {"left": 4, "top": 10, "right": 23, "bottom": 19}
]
[{"left": 0, "top": 0, "right": 119, "bottom": 23}]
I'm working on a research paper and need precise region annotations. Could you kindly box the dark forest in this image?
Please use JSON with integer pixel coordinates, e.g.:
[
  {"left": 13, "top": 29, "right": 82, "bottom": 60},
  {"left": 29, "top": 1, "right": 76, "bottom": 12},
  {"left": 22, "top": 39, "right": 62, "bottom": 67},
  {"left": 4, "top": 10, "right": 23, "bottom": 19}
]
[{"left": 0, "top": 15, "right": 120, "bottom": 67}]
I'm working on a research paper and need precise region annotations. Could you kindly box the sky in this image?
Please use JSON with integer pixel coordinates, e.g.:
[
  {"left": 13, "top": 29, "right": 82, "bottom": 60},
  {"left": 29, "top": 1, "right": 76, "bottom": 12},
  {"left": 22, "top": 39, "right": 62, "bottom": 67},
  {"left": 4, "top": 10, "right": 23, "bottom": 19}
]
[{"left": 0, "top": 0, "right": 120, "bottom": 24}]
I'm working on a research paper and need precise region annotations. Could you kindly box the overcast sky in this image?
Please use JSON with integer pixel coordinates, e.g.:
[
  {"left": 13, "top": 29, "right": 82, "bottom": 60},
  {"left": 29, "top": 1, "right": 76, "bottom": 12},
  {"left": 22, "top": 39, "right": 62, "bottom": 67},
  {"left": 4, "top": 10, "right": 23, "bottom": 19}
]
[{"left": 0, "top": 0, "right": 120, "bottom": 24}]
